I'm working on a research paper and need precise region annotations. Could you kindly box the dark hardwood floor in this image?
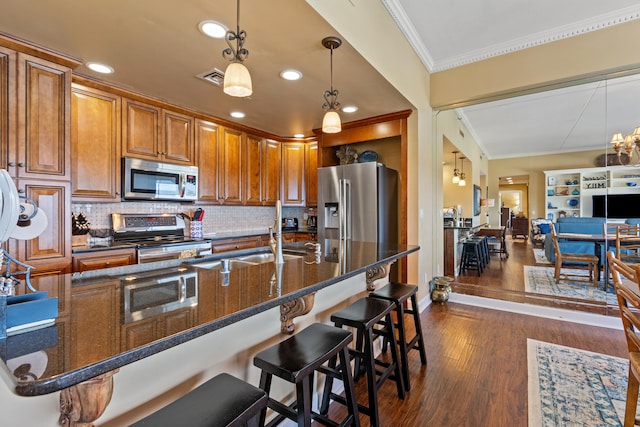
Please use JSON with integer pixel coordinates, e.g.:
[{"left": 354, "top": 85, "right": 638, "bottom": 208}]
[
  {"left": 451, "top": 234, "right": 617, "bottom": 316},
  {"left": 323, "top": 302, "right": 627, "bottom": 426}
]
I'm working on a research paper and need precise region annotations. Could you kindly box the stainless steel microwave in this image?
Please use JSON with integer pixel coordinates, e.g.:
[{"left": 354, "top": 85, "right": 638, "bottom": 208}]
[{"left": 122, "top": 157, "right": 198, "bottom": 201}]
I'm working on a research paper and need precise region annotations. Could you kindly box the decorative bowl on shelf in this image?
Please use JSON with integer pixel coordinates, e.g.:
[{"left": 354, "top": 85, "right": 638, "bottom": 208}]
[
  {"left": 626, "top": 182, "right": 637, "bottom": 187},
  {"left": 571, "top": 188, "right": 580, "bottom": 195},
  {"left": 567, "top": 198, "right": 579, "bottom": 208}
]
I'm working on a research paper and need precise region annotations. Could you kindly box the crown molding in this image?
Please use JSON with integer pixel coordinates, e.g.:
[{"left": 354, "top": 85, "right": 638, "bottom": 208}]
[{"left": 381, "top": 1, "right": 640, "bottom": 73}]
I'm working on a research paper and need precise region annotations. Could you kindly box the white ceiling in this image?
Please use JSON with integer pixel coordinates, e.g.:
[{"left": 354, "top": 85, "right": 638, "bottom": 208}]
[{"left": 1, "top": 0, "right": 639, "bottom": 156}]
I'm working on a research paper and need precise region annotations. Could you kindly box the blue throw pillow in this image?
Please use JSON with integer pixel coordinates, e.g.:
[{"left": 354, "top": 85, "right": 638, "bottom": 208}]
[{"left": 538, "top": 223, "right": 551, "bottom": 234}]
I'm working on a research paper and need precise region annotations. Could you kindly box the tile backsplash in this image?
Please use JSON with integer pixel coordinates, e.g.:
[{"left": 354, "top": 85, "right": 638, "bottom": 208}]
[{"left": 72, "top": 202, "right": 306, "bottom": 235}]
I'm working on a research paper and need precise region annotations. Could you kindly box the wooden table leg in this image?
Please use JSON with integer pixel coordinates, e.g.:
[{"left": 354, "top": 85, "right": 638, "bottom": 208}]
[
  {"left": 280, "top": 293, "right": 316, "bottom": 334},
  {"left": 59, "top": 369, "right": 118, "bottom": 426}
]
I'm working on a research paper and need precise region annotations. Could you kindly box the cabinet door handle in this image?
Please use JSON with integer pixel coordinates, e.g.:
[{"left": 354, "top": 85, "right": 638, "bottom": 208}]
[
  {"left": 17, "top": 163, "right": 25, "bottom": 167},
  {"left": 17, "top": 189, "right": 24, "bottom": 194},
  {"left": 7, "top": 162, "right": 15, "bottom": 166}
]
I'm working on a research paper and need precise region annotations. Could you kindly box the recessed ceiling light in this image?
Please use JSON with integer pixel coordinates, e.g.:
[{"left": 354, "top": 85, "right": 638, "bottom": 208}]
[
  {"left": 230, "top": 111, "right": 245, "bottom": 118},
  {"left": 86, "top": 62, "right": 114, "bottom": 74},
  {"left": 280, "top": 69, "right": 303, "bottom": 81},
  {"left": 342, "top": 105, "right": 358, "bottom": 113},
  {"left": 294, "top": 133, "right": 305, "bottom": 138},
  {"left": 199, "top": 20, "right": 228, "bottom": 39}
]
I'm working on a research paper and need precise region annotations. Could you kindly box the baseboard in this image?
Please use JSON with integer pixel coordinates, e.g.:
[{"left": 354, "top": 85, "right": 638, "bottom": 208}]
[{"left": 448, "top": 292, "right": 622, "bottom": 330}]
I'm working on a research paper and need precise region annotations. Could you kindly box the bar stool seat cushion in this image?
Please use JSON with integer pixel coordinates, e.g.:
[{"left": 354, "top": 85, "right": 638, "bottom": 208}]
[
  {"left": 253, "top": 323, "right": 353, "bottom": 383},
  {"left": 131, "top": 373, "right": 267, "bottom": 427}
]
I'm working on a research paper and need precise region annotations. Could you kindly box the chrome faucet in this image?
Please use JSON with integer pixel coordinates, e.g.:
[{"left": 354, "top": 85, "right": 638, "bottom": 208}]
[{"left": 270, "top": 200, "right": 285, "bottom": 264}]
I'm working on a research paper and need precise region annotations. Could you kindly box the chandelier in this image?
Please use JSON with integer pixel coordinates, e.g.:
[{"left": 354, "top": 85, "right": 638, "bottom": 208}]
[
  {"left": 222, "top": 0, "right": 252, "bottom": 97},
  {"left": 610, "top": 127, "right": 640, "bottom": 166},
  {"left": 321, "top": 36, "right": 342, "bottom": 133},
  {"left": 451, "top": 151, "right": 460, "bottom": 184}
]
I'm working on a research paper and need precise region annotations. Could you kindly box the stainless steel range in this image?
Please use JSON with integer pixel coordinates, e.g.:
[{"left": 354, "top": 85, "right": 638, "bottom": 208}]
[{"left": 112, "top": 213, "right": 212, "bottom": 264}]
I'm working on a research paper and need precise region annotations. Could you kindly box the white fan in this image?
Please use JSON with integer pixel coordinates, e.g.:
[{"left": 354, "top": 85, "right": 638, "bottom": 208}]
[
  {"left": 0, "top": 169, "right": 48, "bottom": 242},
  {"left": 0, "top": 169, "right": 19, "bottom": 243}
]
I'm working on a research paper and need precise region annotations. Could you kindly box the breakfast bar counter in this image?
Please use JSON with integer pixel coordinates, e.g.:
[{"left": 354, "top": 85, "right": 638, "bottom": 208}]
[{"left": 0, "top": 240, "right": 418, "bottom": 425}]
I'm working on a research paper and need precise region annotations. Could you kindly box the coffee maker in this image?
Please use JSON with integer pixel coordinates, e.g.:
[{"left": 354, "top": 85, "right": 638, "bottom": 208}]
[{"left": 307, "top": 215, "right": 317, "bottom": 229}]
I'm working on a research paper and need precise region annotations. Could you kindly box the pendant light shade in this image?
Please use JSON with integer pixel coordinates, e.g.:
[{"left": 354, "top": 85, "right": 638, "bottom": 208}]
[
  {"left": 321, "top": 36, "right": 342, "bottom": 134},
  {"left": 223, "top": 62, "right": 252, "bottom": 97},
  {"left": 222, "top": 0, "right": 252, "bottom": 97},
  {"left": 322, "top": 111, "right": 341, "bottom": 133},
  {"left": 458, "top": 156, "right": 467, "bottom": 186}
]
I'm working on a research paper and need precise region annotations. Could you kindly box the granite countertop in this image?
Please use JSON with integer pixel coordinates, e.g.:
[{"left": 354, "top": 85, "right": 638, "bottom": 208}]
[{"left": 1, "top": 240, "right": 419, "bottom": 396}]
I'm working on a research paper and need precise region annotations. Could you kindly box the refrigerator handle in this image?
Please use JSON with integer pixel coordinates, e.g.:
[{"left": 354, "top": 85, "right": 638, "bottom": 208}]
[
  {"left": 339, "top": 179, "right": 345, "bottom": 240},
  {"left": 344, "top": 179, "right": 351, "bottom": 240}
]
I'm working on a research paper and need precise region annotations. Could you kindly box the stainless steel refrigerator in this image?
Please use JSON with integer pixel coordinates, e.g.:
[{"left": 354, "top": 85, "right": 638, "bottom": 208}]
[{"left": 317, "top": 162, "right": 398, "bottom": 244}]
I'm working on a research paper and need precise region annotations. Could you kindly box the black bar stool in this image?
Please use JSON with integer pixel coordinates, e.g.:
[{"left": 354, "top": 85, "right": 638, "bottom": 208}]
[
  {"left": 321, "top": 297, "right": 404, "bottom": 427},
  {"left": 369, "top": 282, "right": 427, "bottom": 391},
  {"left": 461, "top": 240, "right": 483, "bottom": 276},
  {"left": 130, "top": 373, "right": 267, "bottom": 427},
  {"left": 253, "top": 323, "right": 359, "bottom": 427}
]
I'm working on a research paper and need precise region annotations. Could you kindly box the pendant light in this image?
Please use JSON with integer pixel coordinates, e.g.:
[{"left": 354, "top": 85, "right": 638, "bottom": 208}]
[
  {"left": 458, "top": 156, "right": 467, "bottom": 187},
  {"left": 222, "top": 0, "right": 252, "bottom": 97},
  {"left": 321, "top": 36, "right": 342, "bottom": 133},
  {"left": 451, "top": 151, "right": 460, "bottom": 184}
]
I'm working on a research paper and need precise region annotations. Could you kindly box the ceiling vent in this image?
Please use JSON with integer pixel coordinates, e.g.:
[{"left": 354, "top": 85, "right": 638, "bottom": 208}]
[{"left": 196, "top": 68, "right": 225, "bottom": 87}]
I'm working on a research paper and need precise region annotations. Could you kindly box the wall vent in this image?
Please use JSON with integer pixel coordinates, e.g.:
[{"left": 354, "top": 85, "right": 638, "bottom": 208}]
[{"left": 196, "top": 68, "right": 225, "bottom": 87}]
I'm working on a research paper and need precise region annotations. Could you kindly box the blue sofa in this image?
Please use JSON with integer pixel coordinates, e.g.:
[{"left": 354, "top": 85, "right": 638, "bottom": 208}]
[{"left": 544, "top": 217, "right": 606, "bottom": 266}]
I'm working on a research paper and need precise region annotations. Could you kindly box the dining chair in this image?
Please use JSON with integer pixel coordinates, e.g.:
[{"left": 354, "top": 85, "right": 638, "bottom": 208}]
[
  {"left": 550, "top": 224, "right": 598, "bottom": 287},
  {"left": 616, "top": 224, "right": 640, "bottom": 265},
  {"left": 607, "top": 252, "right": 640, "bottom": 427}
]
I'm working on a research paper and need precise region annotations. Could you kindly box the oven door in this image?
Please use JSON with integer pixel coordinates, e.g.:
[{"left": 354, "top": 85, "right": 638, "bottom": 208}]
[
  {"left": 137, "top": 241, "right": 212, "bottom": 264},
  {"left": 123, "top": 269, "right": 198, "bottom": 323}
]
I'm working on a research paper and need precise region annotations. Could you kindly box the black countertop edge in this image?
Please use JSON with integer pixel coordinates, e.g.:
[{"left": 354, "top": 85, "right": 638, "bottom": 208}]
[{"left": 9, "top": 245, "right": 419, "bottom": 396}]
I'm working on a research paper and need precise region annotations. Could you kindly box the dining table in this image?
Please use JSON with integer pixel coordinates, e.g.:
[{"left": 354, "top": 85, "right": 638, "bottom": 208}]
[{"left": 475, "top": 226, "right": 508, "bottom": 259}]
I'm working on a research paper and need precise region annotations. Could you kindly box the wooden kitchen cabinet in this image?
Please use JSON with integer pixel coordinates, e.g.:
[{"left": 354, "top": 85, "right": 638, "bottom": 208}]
[
  {"left": 195, "top": 119, "right": 220, "bottom": 202},
  {"left": 218, "top": 127, "right": 243, "bottom": 204},
  {"left": 121, "top": 307, "right": 196, "bottom": 350},
  {"left": 0, "top": 46, "right": 14, "bottom": 172},
  {"left": 305, "top": 142, "right": 318, "bottom": 207},
  {"left": 281, "top": 142, "right": 305, "bottom": 206},
  {"left": 211, "top": 236, "right": 261, "bottom": 253},
  {"left": 72, "top": 248, "right": 136, "bottom": 273},
  {"left": 9, "top": 53, "right": 71, "bottom": 181},
  {"left": 244, "top": 135, "right": 280, "bottom": 206},
  {"left": 162, "top": 109, "right": 194, "bottom": 165},
  {"left": 71, "top": 84, "right": 121, "bottom": 201},
  {"left": 70, "top": 281, "right": 120, "bottom": 368},
  {"left": 9, "top": 178, "right": 72, "bottom": 276},
  {"left": 122, "top": 98, "right": 195, "bottom": 165}
]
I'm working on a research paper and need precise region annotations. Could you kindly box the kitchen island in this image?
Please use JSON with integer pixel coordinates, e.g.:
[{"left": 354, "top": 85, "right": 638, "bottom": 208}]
[{"left": 0, "top": 240, "right": 419, "bottom": 426}]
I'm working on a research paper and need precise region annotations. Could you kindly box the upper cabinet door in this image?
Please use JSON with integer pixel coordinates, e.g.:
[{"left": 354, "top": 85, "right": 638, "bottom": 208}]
[
  {"left": 281, "top": 142, "right": 305, "bottom": 206},
  {"left": 71, "top": 85, "right": 121, "bottom": 201},
  {"left": 122, "top": 98, "right": 160, "bottom": 160},
  {"left": 262, "top": 140, "right": 281, "bottom": 205},
  {"left": 15, "top": 53, "right": 71, "bottom": 180},
  {"left": 0, "top": 46, "right": 15, "bottom": 173},
  {"left": 219, "top": 127, "right": 243, "bottom": 205},
  {"left": 163, "top": 110, "right": 194, "bottom": 165},
  {"left": 243, "top": 134, "right": 263, "bottom": 206},
  {"left": 195, "top": 119, "right": 220, "bottom": 203},
  {"left": 305, "top": 142, "right": 318, "bottom": 207}
]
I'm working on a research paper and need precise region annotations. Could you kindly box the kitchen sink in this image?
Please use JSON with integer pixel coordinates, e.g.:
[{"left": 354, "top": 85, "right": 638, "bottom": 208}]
[{"left": 190, "top": 251, "right": 303, "bottom": 270}]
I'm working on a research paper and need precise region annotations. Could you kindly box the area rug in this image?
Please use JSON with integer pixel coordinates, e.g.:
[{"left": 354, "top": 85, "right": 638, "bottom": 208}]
[
  {"left": 523, "top": 265, "right": 617, "bottom": 305},
  {"left": 528, "top": 339, "right": 632, "bottom": 426},
  {"left": 533, "top": 248, "right": 552, "bottom": 264}
]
